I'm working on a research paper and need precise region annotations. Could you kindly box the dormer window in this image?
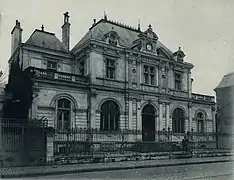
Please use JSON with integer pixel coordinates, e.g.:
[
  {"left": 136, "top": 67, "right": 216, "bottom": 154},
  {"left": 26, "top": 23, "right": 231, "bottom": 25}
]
[
  {"left": 109, "top": 34, "right": 117, "bottom": 46},
  {"left": 105, "top": 31, "right": 119, "bottom": 46}
]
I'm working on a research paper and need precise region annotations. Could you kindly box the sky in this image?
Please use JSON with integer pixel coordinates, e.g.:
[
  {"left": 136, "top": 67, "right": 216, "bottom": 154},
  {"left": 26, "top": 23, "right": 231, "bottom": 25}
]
[{"left": 0, "top": 0, "right": 234, "bottom": 96}]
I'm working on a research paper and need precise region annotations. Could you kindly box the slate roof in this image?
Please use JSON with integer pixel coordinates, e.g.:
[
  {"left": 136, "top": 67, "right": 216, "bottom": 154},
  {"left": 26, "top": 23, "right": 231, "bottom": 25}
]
[
  {"left": 215, "top": 72, "right": 234, "bottom": 90},
  {"left": 72, "top": 19, "right": 173, "bottom": 55},
  {"left": 25, "top": 29, "right": 68, "bottom": 52}
]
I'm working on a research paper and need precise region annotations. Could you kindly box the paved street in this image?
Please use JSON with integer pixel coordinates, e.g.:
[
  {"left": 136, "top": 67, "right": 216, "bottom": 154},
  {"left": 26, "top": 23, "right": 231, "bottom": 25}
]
[{"left": 21, "top": 161, "right": 233, "bottom": 180}]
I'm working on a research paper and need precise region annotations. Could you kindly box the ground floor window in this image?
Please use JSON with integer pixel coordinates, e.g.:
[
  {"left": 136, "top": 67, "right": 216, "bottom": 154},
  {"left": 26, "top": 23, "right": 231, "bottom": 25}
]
[
  {"left": 100, "top": 100, "right": 120, "bottom": 131},
  {"left": 57, "top": 98, "right": 71, "bottom": 131},
  {"left": 172, "top": 108, "right": 185, "bottom": 133}
]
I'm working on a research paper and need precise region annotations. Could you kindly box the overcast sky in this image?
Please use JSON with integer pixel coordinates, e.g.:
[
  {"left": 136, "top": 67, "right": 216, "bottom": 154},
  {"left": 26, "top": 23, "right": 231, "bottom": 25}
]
[{"left": 0, "top": 0, "right": 234, "bottom": 96}]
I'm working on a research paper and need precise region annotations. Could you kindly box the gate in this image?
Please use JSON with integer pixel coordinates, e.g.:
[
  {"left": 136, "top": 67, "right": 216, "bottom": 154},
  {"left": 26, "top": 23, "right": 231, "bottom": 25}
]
[{"left": 0, "top": 118, "right": 48, "bottom": 167}]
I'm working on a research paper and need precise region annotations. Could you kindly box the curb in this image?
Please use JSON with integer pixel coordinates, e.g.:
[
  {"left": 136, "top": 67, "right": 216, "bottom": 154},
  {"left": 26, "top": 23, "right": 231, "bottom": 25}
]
[{"left": 1, "top": 159, "right": 233, "bottom": 178}]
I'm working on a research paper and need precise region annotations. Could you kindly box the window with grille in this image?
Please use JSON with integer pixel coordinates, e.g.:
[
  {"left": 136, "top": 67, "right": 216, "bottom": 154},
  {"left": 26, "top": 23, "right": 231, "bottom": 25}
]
[
  {"left": 175, "top": 73, "right": 182, "bottom": 90},
  {"left": 106, "top": 59, "right": 115, "bottom": 79},
  {"left": 144, "top": 65, "right": 155, "bottom": 85}
]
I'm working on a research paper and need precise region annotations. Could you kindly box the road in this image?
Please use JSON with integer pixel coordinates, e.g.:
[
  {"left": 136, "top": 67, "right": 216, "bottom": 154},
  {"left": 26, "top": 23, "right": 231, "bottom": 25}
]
[{"left": 22, "top": 161, "right": 233, "bottom": 180}]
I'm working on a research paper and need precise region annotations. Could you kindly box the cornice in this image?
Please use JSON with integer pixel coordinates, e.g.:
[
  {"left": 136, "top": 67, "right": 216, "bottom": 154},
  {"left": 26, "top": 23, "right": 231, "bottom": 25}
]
[{"left": 22, "top": 43, "right": 72, "bottom": 58}]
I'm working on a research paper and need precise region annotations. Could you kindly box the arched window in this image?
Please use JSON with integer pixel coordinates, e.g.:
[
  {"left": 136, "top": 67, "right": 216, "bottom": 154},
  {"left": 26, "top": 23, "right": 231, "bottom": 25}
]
[
  {"left": 100, "top": 100, "right": 120, "bottom": 131},
  {"left": 172, "top": 108, "right": 185, "bottom": 133},
  {"left": 197, "top": 112, "right": 205, "bottom": 133},
  {"left": 57, "top": 98, "right": 71, "bottom": 131}
]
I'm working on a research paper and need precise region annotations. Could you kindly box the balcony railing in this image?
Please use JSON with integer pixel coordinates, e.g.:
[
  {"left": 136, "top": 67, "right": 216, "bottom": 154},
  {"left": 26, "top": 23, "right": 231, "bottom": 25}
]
[
  {"left": 192, "top": 93, "right": 215, "bottom": 102},
  {"left": 28, "top": 67, "right": 89, "bottom": 83}
]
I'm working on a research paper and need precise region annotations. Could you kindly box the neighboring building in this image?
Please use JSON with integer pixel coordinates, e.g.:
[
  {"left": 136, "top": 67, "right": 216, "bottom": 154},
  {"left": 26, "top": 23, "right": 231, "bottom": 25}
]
[
  {"left": 214, "top": 72, "right": 234, "bottom": 148},
  {"left": 5, "top": 13, "right": 215, "bottom": 144}
]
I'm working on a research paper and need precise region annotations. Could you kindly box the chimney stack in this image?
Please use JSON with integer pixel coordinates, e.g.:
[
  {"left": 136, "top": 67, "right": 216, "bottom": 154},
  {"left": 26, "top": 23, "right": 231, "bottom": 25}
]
[
  {"left": 62, "top": 12, "right": 70, "bottom": 51},
  {"left": 11, "top": 20, "right": 23, "bottom": 55}
]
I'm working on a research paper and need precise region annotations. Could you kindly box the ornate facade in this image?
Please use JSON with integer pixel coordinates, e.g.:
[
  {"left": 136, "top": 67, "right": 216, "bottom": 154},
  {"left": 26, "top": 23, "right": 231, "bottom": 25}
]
[{"left": 7, "top": 13, "right": 215, "bottom": 142}]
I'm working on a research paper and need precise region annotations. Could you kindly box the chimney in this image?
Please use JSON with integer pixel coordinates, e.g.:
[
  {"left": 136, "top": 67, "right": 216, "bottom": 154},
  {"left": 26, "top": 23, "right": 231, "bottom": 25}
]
[
  {"left": 11, "top": 20, "right": 23, "bottom": 55},
  {"left": 62, "top": 12, "right": 71, "bottom": 50}
]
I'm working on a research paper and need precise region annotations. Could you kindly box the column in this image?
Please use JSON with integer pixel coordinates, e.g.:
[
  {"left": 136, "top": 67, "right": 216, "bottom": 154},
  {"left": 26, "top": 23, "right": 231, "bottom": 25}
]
[
  {"left": 158, "top": 64, "right": 162, "bottom": 93},
  {"left": 165, "top": 66, "right": 169, "bottom": 93},
  {"left": 128, "top": 61, "right": 132, "bottom": 89},
  {"left": 136, "top": 100, "right": 142, "bottom": 141},
  {"left": 188, "top": 71, "right": 192, "bottom": 98},
  {"left": 166, "top": 102, "right": 170, "bottom": 129},
  {"left": 159, "top": 102, "right": 163, "bottom": 130},
  {"left": 212, "top": 106, "right": 216, "bottom": 132},
  {"left": 136, "top": 100, "right": 141, "bottom": 130},
  {"left": 137, "top": 60, "right": 141, "bottom": 89},
  {"left": 128, "top": 99, "right": 133, "bottom": 129},
  {"left": 188, "top": 102, "right": 192, "bottom": 132}
]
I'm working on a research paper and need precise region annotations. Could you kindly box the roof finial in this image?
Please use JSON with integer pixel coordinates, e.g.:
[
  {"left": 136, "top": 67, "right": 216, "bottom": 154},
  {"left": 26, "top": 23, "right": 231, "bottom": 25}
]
[
  {"left": 138, "top": 19, "right": 141, "bottom": 31},
  {"left": 148, "top": 24, "right": 152, "bottom": 29},
  {"left": 41, "top": 24, "right": 44, "bottom": 31},
  {"left": 63, "top": 12, "right": 70, "bottom": 23},
  {"left": 93, "top": 19, "right": 96, "bottom": 26},
  {"left": 179, "top": 47, "right": 181, "bottom": 50},
  {"left": 104, "top": 11, "right": 107, "bottom": 20}
]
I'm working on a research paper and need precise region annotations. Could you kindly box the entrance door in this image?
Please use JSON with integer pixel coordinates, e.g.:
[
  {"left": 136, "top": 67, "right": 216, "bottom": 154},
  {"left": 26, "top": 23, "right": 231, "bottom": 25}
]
[{"left": 142, "top": 104, "right": 156, "bottom": 141}]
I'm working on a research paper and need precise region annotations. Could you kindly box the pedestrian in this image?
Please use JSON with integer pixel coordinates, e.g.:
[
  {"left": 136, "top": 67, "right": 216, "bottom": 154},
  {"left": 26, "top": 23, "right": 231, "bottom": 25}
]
[
  {"left": 185, "top": 136, "right": 189, "bottom": 153},
  {"left": 182, "top": 136, "right": 186, "bottom": 153}
]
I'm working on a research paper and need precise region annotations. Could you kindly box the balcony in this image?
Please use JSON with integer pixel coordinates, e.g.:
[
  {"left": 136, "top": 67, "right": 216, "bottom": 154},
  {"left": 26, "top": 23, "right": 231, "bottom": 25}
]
[
  {"left": 28, "top": 67, "right": 89, "bottom": 84},
  {"left": 192, "top": 93, "right": 215, "bottom": 102}
]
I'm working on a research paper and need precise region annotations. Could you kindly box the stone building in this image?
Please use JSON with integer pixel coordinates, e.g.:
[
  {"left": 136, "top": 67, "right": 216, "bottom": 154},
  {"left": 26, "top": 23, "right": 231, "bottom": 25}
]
[
  {"left": 215, "top": 72, "right": 234, "bottom": 148},
  {"left": 6, "top": 13, "right": 215, "bottom": 143}
]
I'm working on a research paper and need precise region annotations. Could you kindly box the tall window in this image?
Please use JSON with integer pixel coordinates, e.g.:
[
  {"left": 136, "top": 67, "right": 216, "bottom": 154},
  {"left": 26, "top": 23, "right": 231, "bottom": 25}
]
[
  {"left": 57, "top": 98, "right": 71, "bottom": 131},
  {"left": 79, "top": 59, "right": 85, "bottom": 75},
  {"left": 172, "top": 108, "right": 185, "bottom": 133},
  {"left": 106, "top": 59, "right": 115, "bottom": 79},
  {"left": 197, "top": 112, "right": 205, "bottom": 133},
  {"left": 144, "top": 65, "right": 155, "bottom": 85},
  {"left": 175, "top": 73, "right": 182, "bottom": 90},
  {"left": 47, "top": 61, "right": 57, "bottom": 71},
  {"left": 100, "top": 100, "right": 120, "bottom": 131}
]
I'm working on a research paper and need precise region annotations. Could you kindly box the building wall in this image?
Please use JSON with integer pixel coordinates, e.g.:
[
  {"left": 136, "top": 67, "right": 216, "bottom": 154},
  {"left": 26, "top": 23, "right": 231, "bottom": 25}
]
[
  {"left": 216, "top": 86, "right": 234, "bottom": 134},
  {"left": 32, "top": 85, "right": 88, "bottom": 129}
]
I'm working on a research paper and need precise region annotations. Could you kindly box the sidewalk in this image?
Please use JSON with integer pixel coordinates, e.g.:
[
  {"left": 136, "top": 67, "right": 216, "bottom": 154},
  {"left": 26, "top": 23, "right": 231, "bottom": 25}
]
[{"left": 1, "top": 156, "right": 233, "bottom": 178}]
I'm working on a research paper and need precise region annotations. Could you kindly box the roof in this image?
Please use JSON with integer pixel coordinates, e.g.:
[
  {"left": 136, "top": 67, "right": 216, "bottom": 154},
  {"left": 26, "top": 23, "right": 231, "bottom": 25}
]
[
  {"left": 71, "top": 19, "right": 173, "bottom": 55},
  {"left": 25, "top": 29, "right": 68, "bottom": 52},
  {"left": 215, "top": 72, "right": 234, "bottom": 90}
]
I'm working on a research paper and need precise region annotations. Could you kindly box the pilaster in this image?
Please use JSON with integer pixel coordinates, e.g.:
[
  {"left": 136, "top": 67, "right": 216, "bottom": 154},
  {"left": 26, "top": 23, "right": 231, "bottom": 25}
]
[
  {"left": 159, "top": 101, "right": 163, "bottom": 130},
  {"left": 128, "top": 98, "right": 133, "bottom": 129},
  {"left": 188, "top": 102, "right": 192, "bottom": 131},
  {"left": 166, "top": 102, "right": 170, "bottom": 129},
  {"left": 188, "top": 71, "right": 192, "bottom": 98},
  {"left": 136, "top": 100, "right": 142, "bottom": 141},
  {"left": 212, "top": 105, "right": 216, "bottom": 132}
]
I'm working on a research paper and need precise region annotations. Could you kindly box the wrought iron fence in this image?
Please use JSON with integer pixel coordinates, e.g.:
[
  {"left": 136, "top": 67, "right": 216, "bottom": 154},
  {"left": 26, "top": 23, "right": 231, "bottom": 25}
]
[
  {"left": 52, "top": 128, "right": 232, "bottom": 159},
  {"left": 0, "top": 118, "right": 48, "bottom": 167}
]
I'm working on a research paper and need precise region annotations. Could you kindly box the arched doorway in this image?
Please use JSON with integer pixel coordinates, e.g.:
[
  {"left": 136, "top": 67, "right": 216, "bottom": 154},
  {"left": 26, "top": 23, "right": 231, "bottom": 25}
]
[
  {"left": 100, "top": 100, "right": 120, "bottom": 131},
  {"left": 142, "top": 104, "right": 156, "bottom": 141},
  {"left": 172, "top": 108, "right": 185, "bottom": 133}
]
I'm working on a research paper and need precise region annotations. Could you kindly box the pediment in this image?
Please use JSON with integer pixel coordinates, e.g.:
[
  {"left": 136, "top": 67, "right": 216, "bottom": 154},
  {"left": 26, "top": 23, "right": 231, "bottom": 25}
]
[{"left": 157, "top": 47, "right": 172, "bottom": 59}]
